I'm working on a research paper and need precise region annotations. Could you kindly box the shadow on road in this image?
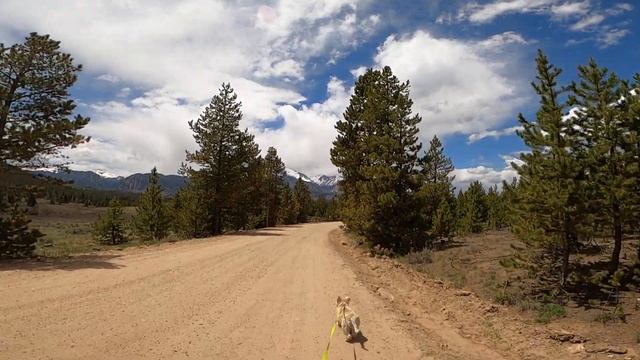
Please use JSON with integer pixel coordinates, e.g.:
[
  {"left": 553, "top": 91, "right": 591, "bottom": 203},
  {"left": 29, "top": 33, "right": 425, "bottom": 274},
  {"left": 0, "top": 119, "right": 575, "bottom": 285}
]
[{"left": 0, "top": 254, "right": 124, "bottom": 272}]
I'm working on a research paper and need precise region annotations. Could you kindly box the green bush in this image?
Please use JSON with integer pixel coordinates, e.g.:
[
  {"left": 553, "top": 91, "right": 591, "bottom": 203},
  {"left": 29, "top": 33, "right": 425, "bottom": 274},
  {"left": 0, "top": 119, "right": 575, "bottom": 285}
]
[
  {"left": 93, "top": 200, "right": 127, "bottom": 245},
  {"left": 536, "top": 303, "right": 566, "bottom": 324}
]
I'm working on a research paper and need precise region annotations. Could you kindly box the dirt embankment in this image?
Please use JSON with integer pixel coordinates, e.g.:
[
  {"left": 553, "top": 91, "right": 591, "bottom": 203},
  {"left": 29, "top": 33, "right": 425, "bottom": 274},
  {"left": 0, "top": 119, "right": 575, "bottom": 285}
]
[{"left": 329, "top": 229, "right": 639, "bottom": 360}]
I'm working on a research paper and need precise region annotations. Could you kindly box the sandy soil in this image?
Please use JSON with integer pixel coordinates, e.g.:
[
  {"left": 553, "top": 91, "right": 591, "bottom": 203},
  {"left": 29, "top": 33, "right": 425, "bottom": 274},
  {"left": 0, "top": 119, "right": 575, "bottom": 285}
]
[
  {"left": 3, "top": 222, "right": 634, "bottom": 360},
  {"left": 1, "top": 222, "right": 424, "bottom": 359}
]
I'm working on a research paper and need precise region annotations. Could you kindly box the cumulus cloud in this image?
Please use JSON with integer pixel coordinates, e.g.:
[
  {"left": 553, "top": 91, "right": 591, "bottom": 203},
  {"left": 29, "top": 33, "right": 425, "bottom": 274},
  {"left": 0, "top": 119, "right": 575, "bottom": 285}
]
[
  {"left": 452, "top": 155, "right": 523, "bottom": 191},
  {"left": 0, "top": 0, "right": 379, "bottom": 175},
  {"left": 252, "top": 77, "right": 351, "bottom": 176},
  {"left": 373, "top": 31, "right": 529, "bottom": 140}
]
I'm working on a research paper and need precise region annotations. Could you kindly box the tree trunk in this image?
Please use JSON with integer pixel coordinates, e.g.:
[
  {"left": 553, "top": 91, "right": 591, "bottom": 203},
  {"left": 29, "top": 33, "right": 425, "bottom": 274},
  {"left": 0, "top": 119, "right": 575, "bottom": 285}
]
[{"left": 610, "top": 201, "right": 622, "bottom": 273}]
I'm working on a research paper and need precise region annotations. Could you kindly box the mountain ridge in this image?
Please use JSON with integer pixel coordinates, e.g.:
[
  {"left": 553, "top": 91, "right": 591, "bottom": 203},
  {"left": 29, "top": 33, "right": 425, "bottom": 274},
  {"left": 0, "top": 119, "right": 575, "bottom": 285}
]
[{"left": 30, "top": 168, "right": 338, "bottom": 197}]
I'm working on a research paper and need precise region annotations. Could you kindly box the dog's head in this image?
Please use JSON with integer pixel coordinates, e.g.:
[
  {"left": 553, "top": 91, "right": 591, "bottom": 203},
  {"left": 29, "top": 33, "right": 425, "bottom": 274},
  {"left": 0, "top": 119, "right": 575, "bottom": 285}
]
[{"left": 336, "top": 296, "right": 351, "bottom": 308}]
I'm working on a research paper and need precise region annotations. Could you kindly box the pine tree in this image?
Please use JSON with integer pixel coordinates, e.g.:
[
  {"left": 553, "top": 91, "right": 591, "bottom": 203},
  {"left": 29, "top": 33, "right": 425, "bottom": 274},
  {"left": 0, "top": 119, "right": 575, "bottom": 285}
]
[
  {"left": 182, "top": 83, "right": 261, "bottom": 234},
  {"left": 292, "top": 177, "right": 312, "bottom": 223},
  {"left": 134, "top": 167, "right": 170, "bottom": 241},
  {"left": 621, "top": 73, "right": 640, "bottom": 261},
  {"left": 418, "top": 135, "right": 455, "bottom": 236},
  {"left": 0, "top": 33, "right": 89, "bottom": 167},
  {"left": 432, "top": 197, "right": 455, "bottom": 241},
  {"left": 513, "top": 50, "right": 587, "bottom": 286},
  {"left": 331, "top": 66, "right": 426, "bottom": 253},
  {"left": 278, "top": 186, "right": 296, "bottom": 225},
  {"left": 0, "top": 33, "right": 89, "bottom": 258},
  {"left": 172, "top": 181, "right": 209, "bottom": 238},
  {"left": 93, "top": 200, "right": 127, "bottom": 245},
  {"left": 263, "top": 147, "right": 286, "bottom": 227},
  {"left": 456, "top": 181, "right": 487, "bottom": 235},
  {"left": 0, "top": 202, "right": 43, "bottom": 259},
  {"left": 486, "top": 185, "right": 507, "bottom": 230},
  {"left": 568, "top": 60, "right": 634, "bottom": 273}
]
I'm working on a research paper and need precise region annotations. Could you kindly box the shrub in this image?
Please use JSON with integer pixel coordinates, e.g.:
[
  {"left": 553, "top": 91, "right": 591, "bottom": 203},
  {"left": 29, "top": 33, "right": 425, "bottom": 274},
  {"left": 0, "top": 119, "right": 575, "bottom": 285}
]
[
  {"left": 536, "top": 303, "right": 566, "bottom": 324},
  {"left": 593, "top": 305, "right": 626, "bottom": 324},
  {"left": 93, "top": 200, "right": 127, "bottom": 245}
]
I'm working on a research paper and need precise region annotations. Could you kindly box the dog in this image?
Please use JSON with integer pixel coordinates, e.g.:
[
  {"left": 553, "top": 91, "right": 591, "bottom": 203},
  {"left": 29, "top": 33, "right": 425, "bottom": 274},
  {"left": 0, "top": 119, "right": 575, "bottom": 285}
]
[{"left": 336, "top": 296, "right": 361, "bottom": 342}]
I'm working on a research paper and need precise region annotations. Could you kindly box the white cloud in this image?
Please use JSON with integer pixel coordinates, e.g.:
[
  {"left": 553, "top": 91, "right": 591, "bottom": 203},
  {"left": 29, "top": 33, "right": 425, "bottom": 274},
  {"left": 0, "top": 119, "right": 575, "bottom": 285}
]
[
  {"left": 252, "top": 77, "right": 350, "bottom": 176},
  {"left": 373, "top": 31, "right": 528, "bottom": 139},
  {"left": 452, "top": 155, "right": 523, "bottom": 191},
  {"left": 452, "top": 0, "right": 633, "bottom": 48},
  {"left": 96, "top": 74, "right": 120, "bottom": 83},
  {"left": 0, "top": 0, "right": 380, "bottom": 176},
  {"left": 350, "top": 66, "right": 367, "bottom": 78},
  {"left": 467, "top": 126, "right": 523, "bottom": 143},
  {"left": 551, "top": 1, "right": 590, "bottom": 18},
  {"left": 459, "top": 0, "right": 555, "bottom": 23},
  {"left": 476, "top": 31, "right": 531, "bottom": 49},
  {"left": 570, "top": 13, "right": 605, "bottom": 31},
  {"left": 597, "top": 28, "right": 630, "bottom": 47}
]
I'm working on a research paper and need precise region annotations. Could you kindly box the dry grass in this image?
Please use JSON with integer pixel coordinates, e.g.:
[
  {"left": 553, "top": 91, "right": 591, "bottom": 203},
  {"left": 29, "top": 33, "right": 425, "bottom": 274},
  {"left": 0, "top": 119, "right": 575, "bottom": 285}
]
[{"left": 29, "top": 201, "right": 136, "bottom": 257}]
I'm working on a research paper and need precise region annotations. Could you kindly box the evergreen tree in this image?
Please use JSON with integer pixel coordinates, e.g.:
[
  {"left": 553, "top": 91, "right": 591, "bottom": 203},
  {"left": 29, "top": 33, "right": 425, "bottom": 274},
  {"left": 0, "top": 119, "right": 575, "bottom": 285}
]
[
  {"left": 331, "top": 66, "right": 425, "bottom": 253},
  {"left": 0, "top": 202, "right": 43, "bottom": 259},
  {"left": 0, "top": 33, "right": 89, "bottom": 167},
  {"left": 134, "top": 167, "right": 170, "bottom": 241},
  {"left": 486, "top": 185, "right": 507, "bottom": 230},
  {"left": 278, "top": 185, "right": 296, "bottom": 225},
  {"left": 0, "top": 33, "right": 89, "bottom": 258},
  {"left": 421, "top": 136, "right": 454, "bottom": 183},
  {"left": 418, "top": 135, "right": 455, "bottom": 235},
  {"left": 568, "top": 60, "right": 633, "bottom": 273},
  {"left": 172, "top": 181, "right": 209, "bottom": 238},
  {"left": 263, "top": 147, "right": 286, "bottom": 227},
  {"left": 292, "top": 177, "right": 312, "bottom": 223},
  {"left": 513, "top": 50, "right": 587, "bottom": 286},
  {"left": 621, "top": 74, "right": 640, "bottom": 261},
  {"left": 456, "top": 181, "right": 487, "bottom": 235},
  {"left": 432, "top": 197, "right": 455, "bottom": 241},
  {"left": 93, "top": 200, "right": 127, "bottom": 245},
  {"left": 182, "top": 83, "right": 261, "bottom": 234}
]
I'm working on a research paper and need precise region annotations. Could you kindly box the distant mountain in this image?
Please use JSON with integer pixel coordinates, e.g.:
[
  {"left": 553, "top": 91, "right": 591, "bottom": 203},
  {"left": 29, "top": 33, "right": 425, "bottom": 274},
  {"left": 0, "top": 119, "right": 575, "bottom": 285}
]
[
  {"left": 31, "top": 169, "right": 186, "bottom": 195},
  {"left": 30, "top": 168, "right": 338, "bottom": 197},
  {"left": 284, "top": 168, "right": 338, "bottom": 198}
]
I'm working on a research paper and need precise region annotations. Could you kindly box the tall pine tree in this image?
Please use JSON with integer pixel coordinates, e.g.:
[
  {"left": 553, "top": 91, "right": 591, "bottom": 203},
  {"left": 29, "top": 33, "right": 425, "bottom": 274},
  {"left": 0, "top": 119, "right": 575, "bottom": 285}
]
[
  {"left": 513, "top": 50, "right": 587, "bottom": 286},
  {"left": 331, "top": 66, "right": 425, "bottom": 253},
  {"left": 263, "top": 147, "right": 286, "bottom": 227},
  {"left": 182, "top": 83, "right": 261, "bottom": 234},
  {"left": 292, "top": 177, "right": 312, "bottom": 223}
]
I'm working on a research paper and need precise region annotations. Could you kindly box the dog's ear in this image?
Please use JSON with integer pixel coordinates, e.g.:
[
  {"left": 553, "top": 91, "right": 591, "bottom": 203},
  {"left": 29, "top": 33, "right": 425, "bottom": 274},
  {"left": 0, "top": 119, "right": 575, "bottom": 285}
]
[
  {"left": 336, "top": 296, "right": 342, "bottom": 305},
  {"left": 344, "top": 296, "right": 351, "bottom": 304}
]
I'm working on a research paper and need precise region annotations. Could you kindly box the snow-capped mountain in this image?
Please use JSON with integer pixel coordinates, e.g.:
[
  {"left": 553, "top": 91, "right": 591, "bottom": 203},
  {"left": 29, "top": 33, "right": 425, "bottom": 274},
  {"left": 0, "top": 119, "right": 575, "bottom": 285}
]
[
  {"left": 29, "top": 167, "right": 337, "bottom": 197},
  {"left": 285, "top": 168, "right": 313, "bottom": 183},
  {"left": 311, "top": 174, "right": 339, "bottom": 187},
  {"left": 284, "top": 168, "right": 338, "bottom": 197}
]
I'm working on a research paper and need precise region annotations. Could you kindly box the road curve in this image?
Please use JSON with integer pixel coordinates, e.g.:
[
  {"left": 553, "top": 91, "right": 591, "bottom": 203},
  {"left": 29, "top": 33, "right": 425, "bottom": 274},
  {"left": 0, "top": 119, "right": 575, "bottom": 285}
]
[{"left": 0, "top": 222, "right": 424, "bottom": 359}]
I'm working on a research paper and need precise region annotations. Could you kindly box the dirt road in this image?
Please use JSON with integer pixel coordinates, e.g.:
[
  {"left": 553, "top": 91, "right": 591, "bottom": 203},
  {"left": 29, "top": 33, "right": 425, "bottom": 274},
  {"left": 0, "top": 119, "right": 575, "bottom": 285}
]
[{"left": 1, "top": 222, "right": 433, "bottom": 359}]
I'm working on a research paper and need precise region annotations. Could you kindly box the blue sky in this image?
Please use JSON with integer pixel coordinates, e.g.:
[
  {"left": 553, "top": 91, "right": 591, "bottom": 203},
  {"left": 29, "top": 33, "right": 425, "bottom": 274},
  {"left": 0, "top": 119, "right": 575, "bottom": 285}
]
[{"left": 0, "top": 0, "right": 637, "bottom": 188}]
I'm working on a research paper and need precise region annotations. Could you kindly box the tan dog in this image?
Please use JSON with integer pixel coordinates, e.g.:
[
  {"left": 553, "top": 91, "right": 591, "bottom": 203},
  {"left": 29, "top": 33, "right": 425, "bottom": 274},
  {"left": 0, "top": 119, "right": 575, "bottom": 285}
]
[{"left": 336, "top": 296, "right": 361, "bottom": 342}]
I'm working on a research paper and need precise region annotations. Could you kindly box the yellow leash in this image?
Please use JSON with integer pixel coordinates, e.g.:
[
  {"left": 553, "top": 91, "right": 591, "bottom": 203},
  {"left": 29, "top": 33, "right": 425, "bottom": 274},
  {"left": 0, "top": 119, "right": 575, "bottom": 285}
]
[{"left": 320, "top": 322, "right": 337, "bottom": 360}]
